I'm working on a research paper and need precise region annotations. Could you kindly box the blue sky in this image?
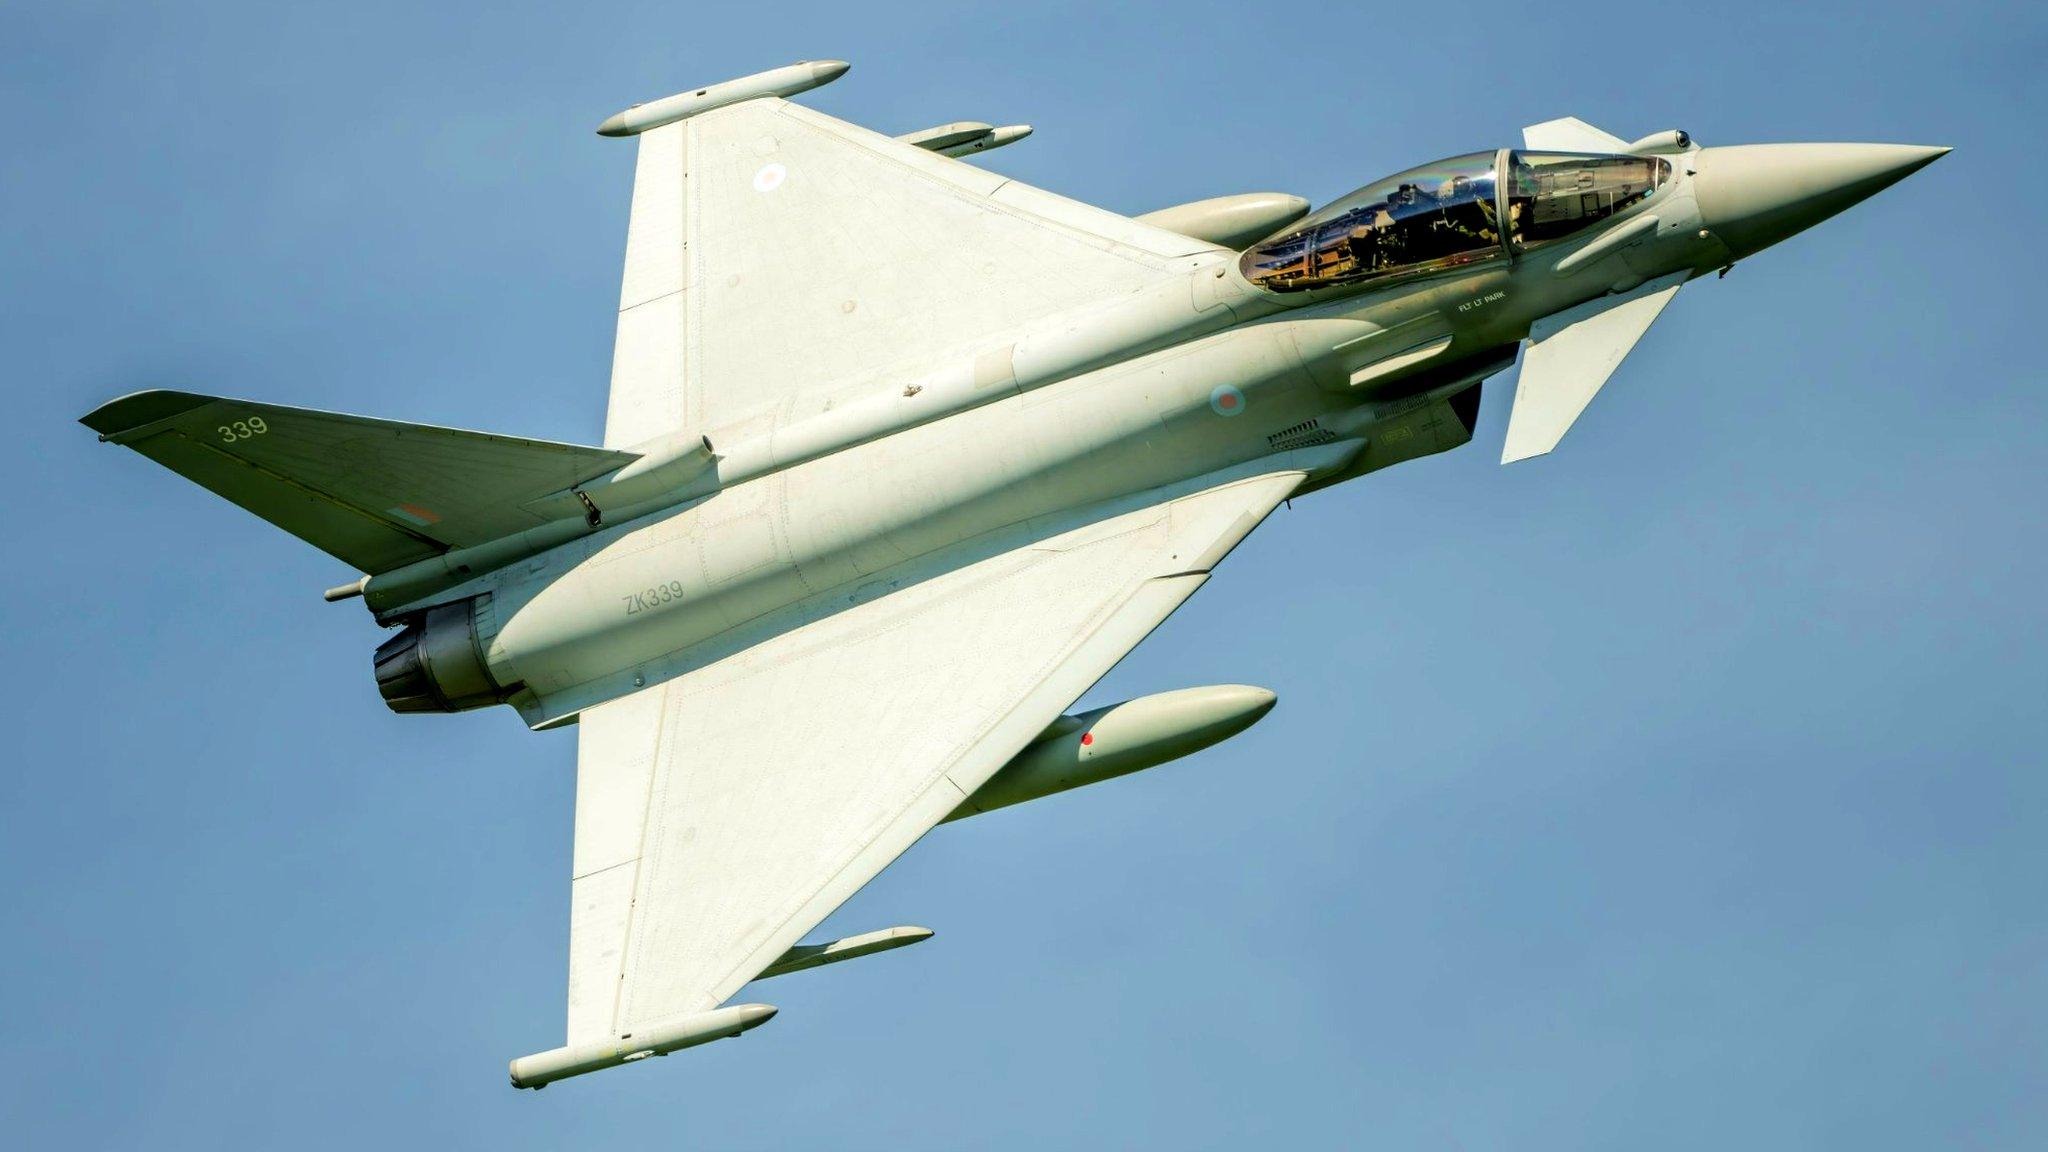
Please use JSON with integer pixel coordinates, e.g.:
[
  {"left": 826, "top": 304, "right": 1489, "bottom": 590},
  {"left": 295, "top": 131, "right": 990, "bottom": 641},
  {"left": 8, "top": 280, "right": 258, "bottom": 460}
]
[{"left": 3, "top": 1, "right": 2042, "bottom": 1147}]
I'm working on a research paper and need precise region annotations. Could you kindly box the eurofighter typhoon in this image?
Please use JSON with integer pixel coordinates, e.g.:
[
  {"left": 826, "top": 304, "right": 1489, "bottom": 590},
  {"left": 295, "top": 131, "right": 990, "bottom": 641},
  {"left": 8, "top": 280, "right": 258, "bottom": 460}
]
[{"left": 82, "top": 61, "right": 1945, "bottom": 1087}]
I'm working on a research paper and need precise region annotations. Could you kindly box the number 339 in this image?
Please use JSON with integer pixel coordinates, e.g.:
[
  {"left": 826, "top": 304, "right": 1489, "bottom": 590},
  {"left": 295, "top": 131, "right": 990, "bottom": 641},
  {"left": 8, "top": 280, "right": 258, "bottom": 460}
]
[{"left": 218, "top": 416, "right": 268, "bottom": 442}]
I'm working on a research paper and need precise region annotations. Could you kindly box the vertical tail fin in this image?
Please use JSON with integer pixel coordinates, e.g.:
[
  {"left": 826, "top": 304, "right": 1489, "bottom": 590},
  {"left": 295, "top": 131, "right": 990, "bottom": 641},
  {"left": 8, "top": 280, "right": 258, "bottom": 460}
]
[{"left": 83, "top": 390, "right": 637, "bottom": 573}]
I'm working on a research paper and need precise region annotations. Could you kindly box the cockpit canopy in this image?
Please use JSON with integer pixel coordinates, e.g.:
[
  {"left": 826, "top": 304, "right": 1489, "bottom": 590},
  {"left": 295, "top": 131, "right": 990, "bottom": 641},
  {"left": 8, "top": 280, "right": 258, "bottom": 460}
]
[{"left": 1240, "top": 150, "right": 1671, "bottom": 293}]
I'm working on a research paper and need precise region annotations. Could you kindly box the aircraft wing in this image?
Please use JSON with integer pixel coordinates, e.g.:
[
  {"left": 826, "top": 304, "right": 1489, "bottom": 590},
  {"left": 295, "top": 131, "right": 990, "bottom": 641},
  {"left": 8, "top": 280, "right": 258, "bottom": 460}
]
[
  {"left": 555, "top": 462, "right": 1314, "bottom": 1054},
  {"left": 602, "top": 96, "right": 1223, "bottom": 448}
]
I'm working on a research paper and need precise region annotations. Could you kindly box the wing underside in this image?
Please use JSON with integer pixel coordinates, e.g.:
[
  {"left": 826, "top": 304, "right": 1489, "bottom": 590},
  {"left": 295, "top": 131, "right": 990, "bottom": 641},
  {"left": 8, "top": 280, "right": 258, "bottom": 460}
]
[{"left": 559, "top": 462, "right": 1319, "bottom": 1047}]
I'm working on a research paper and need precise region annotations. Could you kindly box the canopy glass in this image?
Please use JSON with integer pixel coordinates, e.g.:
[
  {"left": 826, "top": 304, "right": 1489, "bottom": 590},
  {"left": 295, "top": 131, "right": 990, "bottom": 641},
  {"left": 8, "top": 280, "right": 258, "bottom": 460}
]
[{"left": 1240, "top": 150, "right": 1672, "bottom": 292}]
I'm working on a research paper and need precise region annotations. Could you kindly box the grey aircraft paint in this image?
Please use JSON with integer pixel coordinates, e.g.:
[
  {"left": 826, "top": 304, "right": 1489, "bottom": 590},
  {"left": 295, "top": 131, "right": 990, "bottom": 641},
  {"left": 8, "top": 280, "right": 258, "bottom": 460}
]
[{"left": 79, "top": 63, "right": 1947, "bottom": 1084}]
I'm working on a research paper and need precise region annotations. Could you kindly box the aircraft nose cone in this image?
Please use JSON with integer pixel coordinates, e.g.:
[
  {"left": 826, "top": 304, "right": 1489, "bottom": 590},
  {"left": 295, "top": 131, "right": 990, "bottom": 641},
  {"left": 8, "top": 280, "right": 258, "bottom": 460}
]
[{"left": 1693, "top": 143, "right": 1948, "bottom": 258}]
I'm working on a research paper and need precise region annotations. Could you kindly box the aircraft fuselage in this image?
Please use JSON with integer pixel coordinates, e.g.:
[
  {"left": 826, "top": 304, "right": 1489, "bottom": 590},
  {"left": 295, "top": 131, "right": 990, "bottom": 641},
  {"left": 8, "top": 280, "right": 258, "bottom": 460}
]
[{"left": 372, "top": 138, "right": 1938, "bottom": 730}]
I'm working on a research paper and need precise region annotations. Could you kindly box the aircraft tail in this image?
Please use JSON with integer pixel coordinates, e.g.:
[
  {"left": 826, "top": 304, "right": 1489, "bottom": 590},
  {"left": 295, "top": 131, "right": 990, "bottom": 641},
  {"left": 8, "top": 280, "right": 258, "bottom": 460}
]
[{"left": 82, "top": 390, "right": 637, "bottom": 575}]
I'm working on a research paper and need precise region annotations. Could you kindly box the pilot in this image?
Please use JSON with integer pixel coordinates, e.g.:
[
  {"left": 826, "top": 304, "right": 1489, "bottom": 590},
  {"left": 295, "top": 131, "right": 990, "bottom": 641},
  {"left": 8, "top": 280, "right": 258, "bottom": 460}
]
[
  {"left": 1346, "top": 204, "right": 1401, "bottom": 273},
  {"left": 1474, "top": 194, "right": 1501, "bottom": 244},
  {"left": 1445, "top": 197, "right": 1498, "bottom": 250},
  {"left": 1343, "top": 224, "right": 1376, "bottom": 273}
]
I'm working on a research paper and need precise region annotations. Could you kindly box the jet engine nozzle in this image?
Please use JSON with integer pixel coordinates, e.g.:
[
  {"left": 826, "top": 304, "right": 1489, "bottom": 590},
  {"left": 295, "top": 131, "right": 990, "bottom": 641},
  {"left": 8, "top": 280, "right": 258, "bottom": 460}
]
[
  {"left": 1692, "top": 142, "right": 1948, "bottom": 259},
  {"left": 373, "top": 600, "right": 518, "bottom": 714}
]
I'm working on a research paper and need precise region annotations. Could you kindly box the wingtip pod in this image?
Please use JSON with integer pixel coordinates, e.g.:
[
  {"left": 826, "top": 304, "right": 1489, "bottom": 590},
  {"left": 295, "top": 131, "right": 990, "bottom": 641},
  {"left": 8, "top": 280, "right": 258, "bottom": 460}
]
[
  {"left": 596, "top": 60, "right": 850, "bottom": 137},
  {"left": 509, "top": 1003, "right": 778, "bottom": 1089}
]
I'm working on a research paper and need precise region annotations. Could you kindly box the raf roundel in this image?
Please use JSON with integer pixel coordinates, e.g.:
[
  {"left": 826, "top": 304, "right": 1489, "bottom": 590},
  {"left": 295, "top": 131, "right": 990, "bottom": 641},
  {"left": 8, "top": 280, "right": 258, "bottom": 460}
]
[
  {"left": 753, "top": 162, "right": 788, "bottom": 193},
  {"left": 1209, "top": 384, "right": 1246, "bottom": 417}
]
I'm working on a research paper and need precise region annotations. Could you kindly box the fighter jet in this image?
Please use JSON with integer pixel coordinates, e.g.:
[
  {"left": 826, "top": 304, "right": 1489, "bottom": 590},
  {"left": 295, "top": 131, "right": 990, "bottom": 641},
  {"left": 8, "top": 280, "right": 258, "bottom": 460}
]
[{"left": 80, "top": 60, "right": 1945, "bottom": 1087}]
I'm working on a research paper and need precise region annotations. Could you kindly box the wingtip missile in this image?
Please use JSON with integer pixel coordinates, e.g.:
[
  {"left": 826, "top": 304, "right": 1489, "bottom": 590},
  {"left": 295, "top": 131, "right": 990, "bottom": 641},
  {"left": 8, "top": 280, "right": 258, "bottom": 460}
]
[
  {"left": 509, "top": 1003, "right": 779, "bottom": 1089},
  {"left": 596, "top": 59, "right": 851, "bottom": 137}
]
